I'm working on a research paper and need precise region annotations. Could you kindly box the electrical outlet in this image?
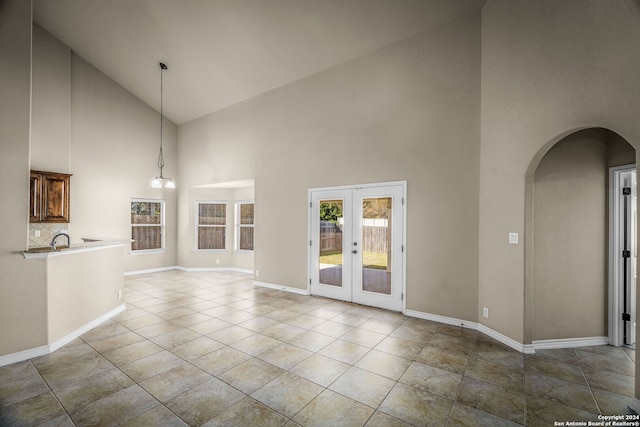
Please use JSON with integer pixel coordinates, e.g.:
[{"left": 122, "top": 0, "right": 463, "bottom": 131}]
[
  {"left": 35, "top": 230, "right": 41, "bottom": 237},
  {"left": 483, "top": 307, "right": 489, "bottom": 318},
  {"left": 216, "top": 259, "right": 220, "bottom": 265},
  {"left": 118, "top": 289, "right": 123, "bottom": 299},
  {"left": 508, "top": 232, "right": 518, "bottom": 244},
  {"left": 255, "top": 270, "right": 259, "bottom": 277}
]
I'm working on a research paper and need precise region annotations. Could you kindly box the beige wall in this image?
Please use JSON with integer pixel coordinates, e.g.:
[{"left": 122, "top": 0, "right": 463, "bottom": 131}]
[
  {"left": 5, "top": 0, "right": 640, "bottom": 377},
  {"left": 179, "top": 185, "right": 254, "bottom": 270},
  {"left": 532, "top": 129, "right": 635, "bottom": 341},
  {"left": 178, "top": 13, "right": 481, "bottom": 320},
  {"left": 31, "top": 24, "right": 71, "bottom": 173},
  {"left": 47, "top": 247, "right": 124, "bottom": 342},
  {"left": 607, "top": 131, "right": 637, "bottom": 169},
  {"left": 28, "top": 26, "right": 179, "bottom": 273},
  {"left": 480, "top": 0, "right": 640, "bottom": 343},
  {"left": 0, "top": 10, "right": 179, "bottom": 358},
  {"left": 532, "top": 131, "right": 608, "bottom": 340},
  {"left": 0, "top": 0, "right": 48, "bottom": 357},
  {"left": 70, "top": 54, "right": 178, "bottom": 272}
]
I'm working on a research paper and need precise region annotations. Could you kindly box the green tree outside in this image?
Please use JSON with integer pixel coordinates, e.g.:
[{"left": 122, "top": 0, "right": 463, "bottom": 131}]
[{"left": 320, "top": 201, "right": 342, "bottom": 222}]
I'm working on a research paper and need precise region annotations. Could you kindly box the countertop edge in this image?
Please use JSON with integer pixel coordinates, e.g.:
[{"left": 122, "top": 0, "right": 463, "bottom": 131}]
[{"left": 23, "top": 238, "right": 133, "bottom": 259}]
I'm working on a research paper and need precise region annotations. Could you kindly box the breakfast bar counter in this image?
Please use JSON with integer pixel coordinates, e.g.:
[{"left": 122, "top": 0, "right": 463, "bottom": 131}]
[
  {"left": 21, "top": 237, "right": 130, "bottom": 351},
  {"left": 23, "top": 237, "right": 132, "bottom": 259}
]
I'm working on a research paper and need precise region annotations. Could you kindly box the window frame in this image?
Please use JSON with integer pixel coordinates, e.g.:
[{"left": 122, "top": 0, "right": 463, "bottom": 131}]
[
  {"left": 195, "top": 200, "right": 228, "bottom": 252},
  {"left": 130, "top": 198, "right": 166, "bottom": 254},
  {"left": 235, "top": 200, "right": 255, "bottom": 253}
]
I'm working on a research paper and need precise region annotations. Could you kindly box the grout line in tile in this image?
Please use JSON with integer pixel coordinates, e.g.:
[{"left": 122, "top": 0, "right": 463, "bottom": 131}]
[{"left": 574, "top": 347, "right": 603, "bottom": 416}]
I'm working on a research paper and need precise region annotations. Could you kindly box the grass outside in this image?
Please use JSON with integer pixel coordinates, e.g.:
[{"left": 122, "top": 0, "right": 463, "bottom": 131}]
[{"left": 320, "top": 251, "right": 387, "bottom": 270}]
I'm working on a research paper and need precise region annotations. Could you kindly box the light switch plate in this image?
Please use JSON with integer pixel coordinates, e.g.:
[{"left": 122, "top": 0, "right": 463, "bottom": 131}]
[{"left": 508, "top": 232, "right": 518, "bottom": 244}]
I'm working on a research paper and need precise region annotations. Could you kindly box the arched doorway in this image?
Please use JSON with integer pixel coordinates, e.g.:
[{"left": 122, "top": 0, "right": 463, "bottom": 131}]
[{"left": 525, "top": 128, "right": 635, "bottom": 347}]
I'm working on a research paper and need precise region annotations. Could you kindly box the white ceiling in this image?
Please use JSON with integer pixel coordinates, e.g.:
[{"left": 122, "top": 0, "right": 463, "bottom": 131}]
[{"left": 34, "top": 0, "right": 485, "bottom": 125}]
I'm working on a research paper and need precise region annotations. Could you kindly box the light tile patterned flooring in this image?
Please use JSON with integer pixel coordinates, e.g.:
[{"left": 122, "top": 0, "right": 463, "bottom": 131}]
[{"left": 0, "top": 270, "right": 637, "bottom": 426}]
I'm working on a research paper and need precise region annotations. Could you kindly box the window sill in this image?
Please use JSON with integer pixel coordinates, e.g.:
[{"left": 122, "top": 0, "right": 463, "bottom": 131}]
[{"left": 129, "top": 249, "right": 166, "bottom": 255}]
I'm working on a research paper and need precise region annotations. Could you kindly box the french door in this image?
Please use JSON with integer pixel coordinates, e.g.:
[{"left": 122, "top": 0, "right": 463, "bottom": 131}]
[{"left": 309, "top": 183, "right": 405, "bottom": 311}]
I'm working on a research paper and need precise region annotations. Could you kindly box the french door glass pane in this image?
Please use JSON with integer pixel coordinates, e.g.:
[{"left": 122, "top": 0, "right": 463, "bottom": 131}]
[
  {"left": 319, "top": 199, "right": 343, "bottom": 287},
  {"left": 361, "top": 197, "right": 392, "bottom": 295}
]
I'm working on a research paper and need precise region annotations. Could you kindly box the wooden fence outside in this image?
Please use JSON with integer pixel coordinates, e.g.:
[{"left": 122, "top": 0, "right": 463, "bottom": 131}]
[
  {"left": 320, "top": 221, "right": 342, "bottom": 254},
  {"left": 239, "top": 227, "right": 254, "bottom": 250},
  {"left": 198, "top": 227, "right": 225, "bottom": 250},
  {"left": 320, "top": 220, "right": 388, "bottom": 254},
  {"left": 362, "top": 225, "right": 389, "bottom": 253},
  {"left": 131, "top": 226, "right": 162, "bottom": 250}
]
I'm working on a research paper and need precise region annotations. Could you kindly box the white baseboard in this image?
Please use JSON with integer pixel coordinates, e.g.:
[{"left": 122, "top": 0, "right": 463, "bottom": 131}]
[
  {"left": 49, "top": 304, "right": 126, "bottom": 352},
  {"left": 532, "top": 336, "right": 608, "bottom": 350},
  {"left": 0, "top": 303, "right": 126, "bottom": 367},
  {"left": 125, "top": 266, "right": 253, "bottom": 276},
  {"left": 403, "top": 309, "right": 608, "bottom": 355},
  {"left": 477, "top": 324, "right": 535, "bottom": 354},
  {"left": 253, "top": 280, "right": 310, "bottom": 295},
  {"left": 176, "top": 266, "right": 253, "bottom": 274},
  {"left": 0, "top": 345, "right": 50, "bottom": 367},
  {"left": 404, "top": 309, "right": 478, "bottom": 330},
  {"left": 124, "top": 266, "right": 179, "bottom": 276},
  {"left": 403, "top": 308, "right": 532, "bottom": 353}
]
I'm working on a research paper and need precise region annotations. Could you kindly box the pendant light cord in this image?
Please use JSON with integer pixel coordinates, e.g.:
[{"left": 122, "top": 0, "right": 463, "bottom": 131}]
[{"left": 158, "top": 63, "right": 167, "bottom": 176}]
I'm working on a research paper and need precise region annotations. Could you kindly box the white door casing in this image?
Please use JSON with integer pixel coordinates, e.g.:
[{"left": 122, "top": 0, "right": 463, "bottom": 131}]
[
  {"left": 609, "top": 165, "right": 637, "bottom": 346},
  {"left": 309, "top": 182, "right": 406, "bottom": 312}
]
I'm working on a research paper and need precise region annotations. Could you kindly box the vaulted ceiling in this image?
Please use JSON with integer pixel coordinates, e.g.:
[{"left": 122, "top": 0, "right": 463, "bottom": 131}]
[{"left": 34, "top": 0, "right": 485, "bottom": 125}]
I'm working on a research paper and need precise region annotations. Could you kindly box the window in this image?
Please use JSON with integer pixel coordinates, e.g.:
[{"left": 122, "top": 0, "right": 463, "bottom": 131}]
[
  {"left": 131, "top": 199, "right": 165, "bottom": 252},
  {"left": 236, "top": 201, "right": 254, "bottom": 251},
  {"left": 196, "top": 202, "right": 226, "bottom": 251}
]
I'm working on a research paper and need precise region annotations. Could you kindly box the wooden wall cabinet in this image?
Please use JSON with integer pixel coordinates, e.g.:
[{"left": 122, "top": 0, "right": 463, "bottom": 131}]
[{"left": 30, "top": 170, "right": 72, "bottom": 223}]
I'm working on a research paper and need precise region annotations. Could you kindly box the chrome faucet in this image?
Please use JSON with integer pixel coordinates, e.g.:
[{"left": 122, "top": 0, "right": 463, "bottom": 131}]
[{"left": 50, "top": 233, "right": 70, "bottom": 250}]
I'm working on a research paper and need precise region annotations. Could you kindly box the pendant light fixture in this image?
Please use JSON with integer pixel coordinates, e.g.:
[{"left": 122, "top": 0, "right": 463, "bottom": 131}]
[{"left": 151, "top": 62, "right": 175, "bottom": 188}]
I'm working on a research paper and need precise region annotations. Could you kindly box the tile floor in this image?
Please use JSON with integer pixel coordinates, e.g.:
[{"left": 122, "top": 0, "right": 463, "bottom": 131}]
[{"left": 0, "top": 270, "right": 637, "bottom": 426}]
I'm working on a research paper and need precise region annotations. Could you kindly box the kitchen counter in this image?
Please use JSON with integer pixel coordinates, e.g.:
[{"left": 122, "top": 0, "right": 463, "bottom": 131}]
[{"left": 23, "top": 238, "right": 132, "bottom": 259}]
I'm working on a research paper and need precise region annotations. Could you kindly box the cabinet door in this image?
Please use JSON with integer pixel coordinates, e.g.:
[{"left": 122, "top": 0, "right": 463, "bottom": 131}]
[
  {"left": 42, "top": 174, "right": 70, "bottom": 222},
  {"left": 29, "top": 173, "right": 41, "bottom": 223}
]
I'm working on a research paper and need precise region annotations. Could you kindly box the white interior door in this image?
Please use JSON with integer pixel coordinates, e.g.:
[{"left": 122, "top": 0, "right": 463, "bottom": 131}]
[
  {"left": 309, "top": 183, "right": 405, "bottom": 312},
  {"left": 624, "top": 171, "right": 637, "bottom": 345},
  {"left": 609, "top": 165, "right": 637, "bottom": 347}
]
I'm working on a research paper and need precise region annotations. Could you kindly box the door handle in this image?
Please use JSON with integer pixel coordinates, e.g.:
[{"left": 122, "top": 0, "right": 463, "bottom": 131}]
[{"left": 352, "top": 250, "right": 358, "bottom": 254}]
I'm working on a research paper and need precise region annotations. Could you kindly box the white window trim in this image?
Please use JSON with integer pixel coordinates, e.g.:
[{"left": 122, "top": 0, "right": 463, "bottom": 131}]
[
  {"left": 235, "top": 200, "right": 254, "bottom": 253},
  {"left": 130, "top": 198, "right": 165, "bottom": 255},
  {"left": 195, "top": 200, "right": 228, "bottom": 252}
]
